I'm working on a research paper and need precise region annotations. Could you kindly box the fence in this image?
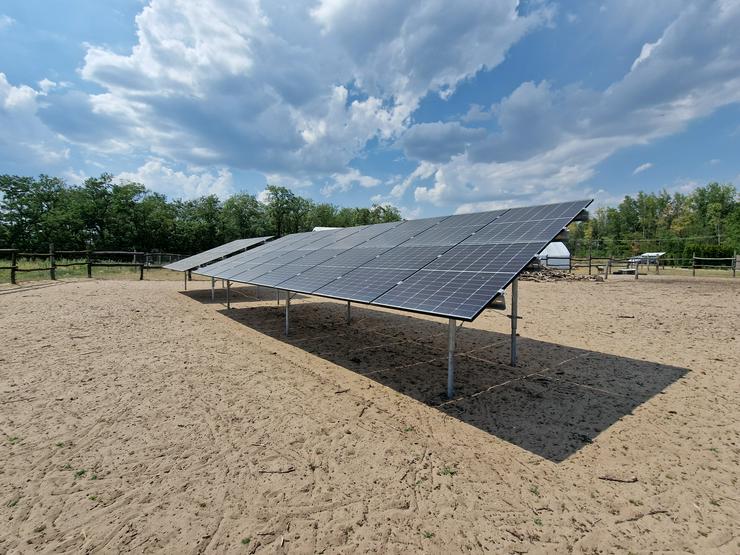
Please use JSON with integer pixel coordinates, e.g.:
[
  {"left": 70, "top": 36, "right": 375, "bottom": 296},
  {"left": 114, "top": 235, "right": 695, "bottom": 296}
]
[
  {"left": 0, "top": 246, "right": 184, "bottom": 284},
  {"left": 539, "top": 253, "right": 737, "bottom": 279}
]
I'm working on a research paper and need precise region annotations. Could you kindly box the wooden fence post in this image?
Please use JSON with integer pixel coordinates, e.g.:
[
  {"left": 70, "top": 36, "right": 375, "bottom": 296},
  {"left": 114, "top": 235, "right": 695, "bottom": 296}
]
[
  {"left": 10, "top": 249, "right": 17, "bottom": 285},
  {"left": 692, "top": 253, "right": 696, "bottom": 277},
  {"left": 49, "top": 244, "right": 56, "bottom": 280},
  {"left": 635, "top": 261, "right": 639, "bottom": 280},
  {"left": 139, "top": 262, "right": 144, "bottom": 280},
  {"left": 87, "top": 249, "right": 93, "bottom": 278},
  {"left": 588, "top": 244, "right": 592, "bottom": 275},
  {"left": 733, "top": 251, "right": 737, "bottom": 278}
]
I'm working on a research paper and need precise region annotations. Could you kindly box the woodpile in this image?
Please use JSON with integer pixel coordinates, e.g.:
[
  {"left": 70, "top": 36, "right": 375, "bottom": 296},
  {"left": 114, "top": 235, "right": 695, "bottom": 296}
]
[{"left": 520, "top": 268, "right": 599, "bottom": 282}]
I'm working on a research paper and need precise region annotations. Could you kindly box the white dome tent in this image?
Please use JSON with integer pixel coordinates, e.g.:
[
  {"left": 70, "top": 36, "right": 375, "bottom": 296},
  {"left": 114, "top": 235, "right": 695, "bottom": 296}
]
[{"left": 537, "top": 241, "right": 571, "bottom": 269}]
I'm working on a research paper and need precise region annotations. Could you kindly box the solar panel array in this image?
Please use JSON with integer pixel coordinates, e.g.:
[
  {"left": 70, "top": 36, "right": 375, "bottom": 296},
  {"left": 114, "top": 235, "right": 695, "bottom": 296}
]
[
  {"left": 164, "top": 236, "right": 273, "bottom": 272},
  {"left": 195, "top": 200, "right": 591, "bottom": 321}
]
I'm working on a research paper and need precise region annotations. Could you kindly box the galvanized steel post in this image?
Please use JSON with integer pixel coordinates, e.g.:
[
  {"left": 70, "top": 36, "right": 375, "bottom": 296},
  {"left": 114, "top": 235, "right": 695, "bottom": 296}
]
[
  {"left": 510, "top": 278, "right": 518, "bottom": 366},
  {"left": 447, "top": 318, "right": 456, "bottom": 398},
  {"left": 285, "top": 290, "right": 290, "bottom": 336}
]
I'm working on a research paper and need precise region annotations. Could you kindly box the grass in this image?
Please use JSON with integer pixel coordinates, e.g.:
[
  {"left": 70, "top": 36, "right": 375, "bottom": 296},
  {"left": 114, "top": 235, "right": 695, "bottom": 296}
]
[
  {"left": 7, "top": 436, "right": 21, "bottom": 444},
  {"left": 529, "top": 485, "right": 540, "bottom": 497},
  {"left": 534, "top": 517, "right": 543, "bottom": 526},
  {"left": 421, "top": 531, "right": 434, "bottom": 539},
  {"left": 240, "top": 537, "right": 251, "bottom": 545},
  {"left": 438, "top": 466, "right": 457, "bottom": 476},
  {"left": 74, "top": 469, "right": 87, "bottom": 479}
]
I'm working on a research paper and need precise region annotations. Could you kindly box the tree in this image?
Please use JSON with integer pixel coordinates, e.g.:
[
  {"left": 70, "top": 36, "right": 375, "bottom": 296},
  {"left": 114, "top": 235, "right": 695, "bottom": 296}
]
[{"left": 221, "top": 193, "right": 267, "bottom": 240}]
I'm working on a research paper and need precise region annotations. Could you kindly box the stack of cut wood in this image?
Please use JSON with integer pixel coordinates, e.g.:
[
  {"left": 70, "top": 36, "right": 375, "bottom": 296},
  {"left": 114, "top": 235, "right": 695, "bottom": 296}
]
[{"left": 520, "top": 268, "right": 599, "bottom": 282}]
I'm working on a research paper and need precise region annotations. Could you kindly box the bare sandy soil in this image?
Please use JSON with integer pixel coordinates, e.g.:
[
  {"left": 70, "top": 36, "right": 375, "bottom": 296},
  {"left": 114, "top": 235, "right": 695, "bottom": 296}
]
[{"left": 1, "top": 275, "right": 738, "bottom": 553}]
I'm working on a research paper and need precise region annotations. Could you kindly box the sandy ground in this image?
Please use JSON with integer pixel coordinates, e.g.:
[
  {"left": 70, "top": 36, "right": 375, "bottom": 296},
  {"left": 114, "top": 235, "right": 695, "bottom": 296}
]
[{"left": 0, "top": 275, "right": 738, "bottom": 553}]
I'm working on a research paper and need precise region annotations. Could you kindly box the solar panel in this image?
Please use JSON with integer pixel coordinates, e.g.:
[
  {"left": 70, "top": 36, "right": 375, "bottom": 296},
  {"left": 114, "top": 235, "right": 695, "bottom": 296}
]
[
  {"left": 372, "top": 200, "right": 592, "bottom": 319},
  {"left": 248, "top": 222, "right": 405, "bottom": 289},
  {"left": 463, "top": 201, "right": 587, "bottom": 245},
  {"left": 371, "top": 269, "right": 512, "bottom": 320},
  {"left": 242, "top": 225, "right": 401, "bottom": 286},
  {"left": 204, "top": 199, "right": 592, "bottom": 322},
  {"left": 403, "top": 209, "right": 507, "bottom": 246},
  {"left": 313, "top": 210, "right": 507, "bottom": 301},
  {"left": 274, "top": 247, "right": 388, "bottom": 293},
  {"left": 164, "top": 236, "right": 273, "bottom": 272},
  {"left": 195, "top": 233, "right": 314, "bottom": 278}
]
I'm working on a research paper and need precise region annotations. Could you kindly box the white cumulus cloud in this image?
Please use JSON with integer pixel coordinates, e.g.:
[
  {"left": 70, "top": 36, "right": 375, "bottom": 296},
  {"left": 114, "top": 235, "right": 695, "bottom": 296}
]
[
  {"left": 117, "top": 159, "right": 236, "bottom": 200},
  {"left": 406, "top": 1, "right": 740, "bottom": 210},
  {"left": 36, "top": 0, "right": 549, "bottom": 189}
]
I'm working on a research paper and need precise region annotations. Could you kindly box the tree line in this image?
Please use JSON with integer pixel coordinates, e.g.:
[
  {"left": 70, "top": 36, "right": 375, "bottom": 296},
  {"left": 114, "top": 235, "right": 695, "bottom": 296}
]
[
  {"left": 568, "top": 182, "right": 739, "bottom": 260},
  {"left": 1, "top": 174, "right": 737, "bottom": 261},
  {"left": 0, "top": 174, "right": 401, "bottom": 254}
]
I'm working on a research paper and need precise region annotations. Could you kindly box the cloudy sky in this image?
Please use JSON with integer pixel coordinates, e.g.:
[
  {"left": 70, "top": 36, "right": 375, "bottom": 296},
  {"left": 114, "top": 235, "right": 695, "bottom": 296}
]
[{"left": 1, "top": 0, "right": 739, "bottom": 217}]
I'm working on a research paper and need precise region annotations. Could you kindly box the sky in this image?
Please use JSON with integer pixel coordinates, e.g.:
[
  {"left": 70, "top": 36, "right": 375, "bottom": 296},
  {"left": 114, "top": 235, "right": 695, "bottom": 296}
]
[{"left": 1, "top": 0, "right": 739, "bottom": 218}]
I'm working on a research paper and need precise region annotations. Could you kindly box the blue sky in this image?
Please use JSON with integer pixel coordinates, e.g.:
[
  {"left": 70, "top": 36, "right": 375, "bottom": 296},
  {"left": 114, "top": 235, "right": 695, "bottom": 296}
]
[{"left": 1, "top": 0, "right": 739, "bottom": 217}]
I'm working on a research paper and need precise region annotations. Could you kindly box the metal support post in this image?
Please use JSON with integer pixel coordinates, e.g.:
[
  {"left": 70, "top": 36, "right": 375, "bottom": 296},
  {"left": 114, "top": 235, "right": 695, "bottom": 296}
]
[
  {"left": 635, "top": 261, "right": 640, "bottom": 280},
  {"left": 347, "top": 301, "right": 351, "bottom": 324},
  {"left": 211, "top": 277, "right": 215, "bottom": 301},
  {"left": 184, "top": 271, "right": 187, "bottom": 290},
  {"left": 510, "top": 278, "right": 519, "bottom": 366},
  {"left": 226, "top": 280, "right": 231, "bottom": 309},
  {"left": 447, "top": 318, "right": 457, "bottom": 399},
  {"left": 285, "top": 290, "right": 290, "bottom": 336},
  {"left": 277, "top": 289, "right": 280, "bottom": 305}
]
